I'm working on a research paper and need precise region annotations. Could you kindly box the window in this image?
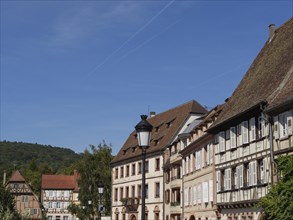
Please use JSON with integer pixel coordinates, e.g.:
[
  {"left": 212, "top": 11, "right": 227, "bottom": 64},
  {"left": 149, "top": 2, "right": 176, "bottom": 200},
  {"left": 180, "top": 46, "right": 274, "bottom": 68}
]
[
  {"left": 209, "top": 180, "right": 213, "bottom": 202},
  {"left": 115, "top": 168, "right": 119, "bottom": 179},
  {"left": 258, "top": 158, "right": 267, "bottom": 184},
  {"left": 138, "top": 162, "right": 142, "bottom": 174},
  {"left": 216, "top": 171, "right": 221, "bottom": 192},
  {"left": 145, "top": 161, "right": 149, "bottom": 173},
  {"left": 126, "top": 186, "right": 129, "bottom": 198},
  {"left": 126, "top": 165, "right": 129, "bottom": 177},
  {"left": 219, "top": 131, "right": 226, "bottom": 152},
  {"left": 120, "top": 167, "right": 124, "bottom": 178},
  {"left": 132, "top": 185, "right": 136, "bottom": 198},
  {"left": 137, "top": 185, "right": 141, "bottom": 198},
  {"left": 132, "top": 164, "right": 136, "bottom": 176},
  {"left": 22, "top": 195, "right": 28, "bottom": 203},
  {"left": 155, "top": 213, "right": 159, "bottom": 220},
  {"left": 48, "top": 202, "right": 52, "bottom": 208},
  {"left": 114, "top": 188, "right": 118, "bottom": 201},
  {"left": 155, "top": 158, "right": 160, "bottom": 171},
  {"left": 279, "top": 111, "right": 292, "bottom": 138},
  {"left": 249, "top": 117, "right": 256, "bottom": 141},
  {"left": 224, "top": 169, "right": 231, "bottom": 190},
  {"left": 202, "top": 182, "right": 209, "bottom": 203},
  {"left": 155, "top": 182, "right": 160, "bottom": 198},
  {"left": 230, "top": 127, "right": 236, "bottom": 148},
  {"left": 242, "top": 121, "right": 249, "bottom": 144},
  {"left": 63, "top": 217, "right": 69, "bottom": 220},
  {"left": 197, "top": 184, "right": 201, "bottom": 204},
  {"left": 145, "top": 184, "right": 148, "bottom": 198},
  {"left": 120, "top": 187, "right": 124, "bottom": 200}
]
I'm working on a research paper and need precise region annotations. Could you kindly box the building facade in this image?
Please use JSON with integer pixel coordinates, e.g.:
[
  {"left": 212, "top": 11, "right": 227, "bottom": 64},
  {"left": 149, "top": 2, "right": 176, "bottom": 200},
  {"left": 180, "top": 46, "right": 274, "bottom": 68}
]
[
  {"left": 41, "top": 171, "right": 80, "bottom": 220},
  {"left": 6, "top": 170, "right": 43, "bottom": 219},
  {"left": 208, "top": 18, "right": 293, "bottom": 220},
  {"left": 111, "top": 100, "right": 207, "bottom": 220},
  {"left": 181, "top": 105, "right": 223, "bottom": 220}
]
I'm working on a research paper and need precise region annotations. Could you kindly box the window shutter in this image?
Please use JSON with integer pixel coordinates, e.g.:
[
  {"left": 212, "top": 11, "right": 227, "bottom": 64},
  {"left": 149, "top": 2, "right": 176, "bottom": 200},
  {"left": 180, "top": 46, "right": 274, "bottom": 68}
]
[
  {"left": 202, "top": 148, "right": 205, "bottom": 168},
  {"left": 287, "top": 111, "right": 292, "bottom": 135},
  {"left": 198, "top": 150, "right": 201, "bottom": 169},
  {"left": 193, "top": 186, "right": 197, "bottom": 205},
  {"left": 203, "top": 182, "right": 208, "bottom": 203},
  {"left": 207, "top": 145, "right": 210, "bottom": 166},
  {"left": 249, "top": 118, "right": 256, "bottom": 141},
  {"left": 263, "top": 158, "right": 267, "bottom": 183},
  {"left": 219, "top": 131, "right": 225, "bottom": 152},
  {"left": 248, "top": 163, "right": 252, "bottom": 186},
  {"left": 197, "top": 184, "right": 201, "bottom": 204},
  {"left": 242, "top": 121, "right": 249, "bottom": 144},
  {"left": 186, "top": 156, "right": 189, "bottom": 174},
  {"left": 190, "top": 154, "right": 194, "bottom": 173},
  {"left": 209, "top": 180, "right": 213, "bottom": 202},
  {"left": 210, "top": 144, "right": 213, "bottom": 164},
  {"left": 253, "top": 161, "right": 257, "bottom": 185},
  {"left": 224, "top": 170, "right": 227, "bottom": 190},
  {"left": 230, "top": 127, "right": 236, "bottom": 148},
  {"left": 239, "top": 165, "right": 243, "bottom": 187},
  {"left": 182, "top": 159, "right": 185, "bottom": 176},
  {"left": 273, "top": 116, "right": 279, "bottom": 139}
]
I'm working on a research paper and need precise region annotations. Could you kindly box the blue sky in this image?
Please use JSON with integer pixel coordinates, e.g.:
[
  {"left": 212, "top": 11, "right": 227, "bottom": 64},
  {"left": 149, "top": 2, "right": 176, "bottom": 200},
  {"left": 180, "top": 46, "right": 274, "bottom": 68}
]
[{"left": 1, "top": 0, "right": 292, "bottom": 155}]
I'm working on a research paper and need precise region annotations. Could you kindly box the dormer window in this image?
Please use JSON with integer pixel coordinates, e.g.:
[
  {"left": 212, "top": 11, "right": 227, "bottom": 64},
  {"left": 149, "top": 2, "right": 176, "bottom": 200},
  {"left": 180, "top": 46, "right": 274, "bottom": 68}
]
[{"left": 166, "top": 118, "right": 176, "bottom": 128}]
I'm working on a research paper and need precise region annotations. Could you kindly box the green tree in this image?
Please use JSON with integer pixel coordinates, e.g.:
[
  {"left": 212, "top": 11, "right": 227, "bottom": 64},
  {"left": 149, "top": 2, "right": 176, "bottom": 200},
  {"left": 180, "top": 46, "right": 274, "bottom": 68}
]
[
  {"left": 75, "top": 141, "right": 113, "bottom": 217},
  {"left": 258, "top": 155, "right": 293, "bottom": 220},
  {"left": 0, "top": 185, "right": 21, "bottom": 220}
]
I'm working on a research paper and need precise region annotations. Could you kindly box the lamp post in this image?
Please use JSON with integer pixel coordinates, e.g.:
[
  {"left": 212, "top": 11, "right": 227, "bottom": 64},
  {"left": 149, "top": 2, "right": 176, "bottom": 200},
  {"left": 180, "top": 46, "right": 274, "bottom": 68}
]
[
  {"left": 135, "top": 115, "right": 153, "bottom": 220},
  {"left": 98, "top": 181, "right": 104, "bottom": 220}
]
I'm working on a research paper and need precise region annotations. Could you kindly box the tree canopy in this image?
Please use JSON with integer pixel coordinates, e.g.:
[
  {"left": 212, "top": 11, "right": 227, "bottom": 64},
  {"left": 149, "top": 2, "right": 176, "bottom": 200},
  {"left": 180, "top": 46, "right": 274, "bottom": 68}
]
[
  {"left": 72, "top": 141, "right": 113, "bottom": 217},
  {"left": 258, "top": 155, "right": 293, "bottom": 220}
]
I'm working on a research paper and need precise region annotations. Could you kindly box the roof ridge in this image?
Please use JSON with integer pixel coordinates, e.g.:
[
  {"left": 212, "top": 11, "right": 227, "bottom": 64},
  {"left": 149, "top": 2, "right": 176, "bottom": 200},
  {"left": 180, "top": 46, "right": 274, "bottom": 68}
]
[{"left": 148, "top": 100, "right": 195, "bottom": 119}]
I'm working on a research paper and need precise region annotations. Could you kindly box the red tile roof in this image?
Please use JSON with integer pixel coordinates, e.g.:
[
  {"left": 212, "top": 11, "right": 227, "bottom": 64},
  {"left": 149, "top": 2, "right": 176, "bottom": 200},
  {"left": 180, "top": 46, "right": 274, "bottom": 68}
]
[
  {"left": 111, "top": 100, "right": 207, "bottom": 165},
  {"left": 8, "top": 170, "right": 26, "bottom": 182},
  {"left": 42, "top": 173, "right": 79, "bottom": 191}
]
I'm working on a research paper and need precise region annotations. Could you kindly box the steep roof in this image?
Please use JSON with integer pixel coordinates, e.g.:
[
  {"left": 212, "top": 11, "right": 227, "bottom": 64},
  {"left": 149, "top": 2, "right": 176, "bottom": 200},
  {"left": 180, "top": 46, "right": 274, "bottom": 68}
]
[
  {"left": 42, "top": 173, "right": 79, "bottom": 191},
  {"left": 210, "top": 18, "right": 293, "bottom": 130},
  {"left": 8, "top": 170, "right": 26, "bottom": 183},
  {"left": 111, "top": 100, "right": 207, "bottom": 165}
]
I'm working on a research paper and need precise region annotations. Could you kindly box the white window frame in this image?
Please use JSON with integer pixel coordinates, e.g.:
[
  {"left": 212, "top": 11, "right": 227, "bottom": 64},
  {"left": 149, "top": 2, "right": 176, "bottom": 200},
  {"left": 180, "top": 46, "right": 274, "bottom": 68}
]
[
  {"left": 242, "top": 121, "right": 249, "bottom": 144},
  {"left": 249, "top": 117, "right": 256, "bottom": 141},
  {"left": 230, "top": 127, "right": 236, "bottom": 148},
  {"left": 219, "top": 131, "right": 226, "bottom": 152}
]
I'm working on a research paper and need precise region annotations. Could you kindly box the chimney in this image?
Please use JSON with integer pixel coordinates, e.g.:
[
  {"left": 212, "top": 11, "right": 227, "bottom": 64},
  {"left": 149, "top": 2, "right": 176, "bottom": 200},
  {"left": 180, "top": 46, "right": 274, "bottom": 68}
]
[
  {"left": 269, "top": 24, "right": 275, "bottom": 41},
  {"left": 150, "top": 111, "right": 156, "bottom": 118}
]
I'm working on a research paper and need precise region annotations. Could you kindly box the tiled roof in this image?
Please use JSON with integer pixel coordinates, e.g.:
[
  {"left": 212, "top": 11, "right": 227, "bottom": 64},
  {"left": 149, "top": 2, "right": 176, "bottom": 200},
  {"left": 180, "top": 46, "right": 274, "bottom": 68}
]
[
  {"left": 8, "top": 170, "right": 26, "bottom": 182},
  {"left": 210, "top": 18, "right": 293, "bottom": 130},
  {"left": 42, "top": 173, "right": 79, "bottom": 191},
  {"left": 111, "top": 100, "right": 207, "bottom": 164}
]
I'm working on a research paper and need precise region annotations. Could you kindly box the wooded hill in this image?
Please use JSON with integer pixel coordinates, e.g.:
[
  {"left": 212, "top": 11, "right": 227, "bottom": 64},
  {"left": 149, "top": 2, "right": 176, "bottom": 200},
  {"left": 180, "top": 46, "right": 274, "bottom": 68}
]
[{"left": 0, "top": 141, "right": 82, "bottom": 182}]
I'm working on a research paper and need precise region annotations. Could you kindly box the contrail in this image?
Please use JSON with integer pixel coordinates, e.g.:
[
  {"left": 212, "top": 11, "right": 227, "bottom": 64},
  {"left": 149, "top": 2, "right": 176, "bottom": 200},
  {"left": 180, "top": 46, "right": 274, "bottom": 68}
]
[
  {"left": 87, "top": 0, "right": 176, "bottom": 76},
  {"left": 118, "top": 19, "right": 180, "bottom": 61}
]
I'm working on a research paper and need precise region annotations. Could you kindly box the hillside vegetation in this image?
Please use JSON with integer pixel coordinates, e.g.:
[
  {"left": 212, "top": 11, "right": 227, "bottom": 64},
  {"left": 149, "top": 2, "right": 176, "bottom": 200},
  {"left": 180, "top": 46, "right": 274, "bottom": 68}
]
[{"left": 0, "top": 141, "right": 82, "bottom": 194}]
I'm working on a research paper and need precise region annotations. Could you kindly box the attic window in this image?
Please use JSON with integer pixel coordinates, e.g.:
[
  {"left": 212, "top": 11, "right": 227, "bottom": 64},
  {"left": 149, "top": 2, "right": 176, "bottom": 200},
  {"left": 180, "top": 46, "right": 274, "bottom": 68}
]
[
  {"left": 132, "top": 146, "right": 136, "bottom": 152},
  {"left": 155, "top": 123, "right": 163, "bottom": 132},
  {"left": 153, "top": 136, "right": 164, "bottom": 146},
  {"left": 134, "top": 134, "right": 137, "bottom": 139},
  {"left": 166, "top": 118, "right": 176, "bottom": 128}
]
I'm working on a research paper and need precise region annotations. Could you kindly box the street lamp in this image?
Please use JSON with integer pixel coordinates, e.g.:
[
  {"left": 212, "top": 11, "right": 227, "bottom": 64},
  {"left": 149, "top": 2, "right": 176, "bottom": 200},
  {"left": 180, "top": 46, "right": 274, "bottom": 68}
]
[
  {"left": 135, "top": 115, "right": 153, "bottom": 220},
  {"left": 98, "top": 181, "right": 104, "bottom": 220}
]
